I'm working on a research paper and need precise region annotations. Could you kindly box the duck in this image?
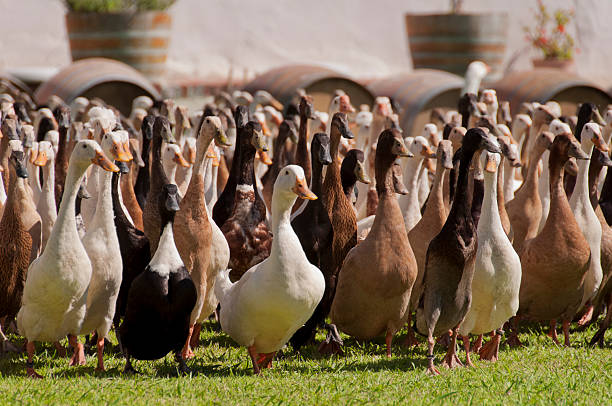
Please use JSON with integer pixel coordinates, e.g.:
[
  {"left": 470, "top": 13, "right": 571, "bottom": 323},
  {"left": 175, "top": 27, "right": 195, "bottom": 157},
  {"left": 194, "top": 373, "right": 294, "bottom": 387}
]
[
  {"left": 418, "top": 124, "right": 439, "bottom": 208},
  {"left": 161, "top": 142, "right": 190, "bottom": 186},
  {"left": 221, "top": 121, "right": 271, "bottom": 281},
  {"left": 262, "top": 119, "right": 297, "bottom": 211},
  {"left": 398, "top": 136, "right": 436, "bottom": 231},
  {"left": 0, "top": 151, "right": 35, "bottom": 353},
  {"left": 177, "top": 135, "right": 196, "bottom": 196},
  {"left": 1, "top": 116, "right": 20, "bottom": 188},
  {"left": 341, "top": 149, "right": 370, "bottom": 206},
  {"left": 32, "top": 141, "right": 56, "bottom": 250},
  {"left": 111, "top": 169, "right": 150, "bottom": 351},
  {"left": 523, "top": 105, "right": 555, "bottom": 180},
  {"left": 213, "top": 106, "right": 250, "bottom": 228},
  {"left": 142, "top": 116, "right": 176, "bottom": 254},
  {"left": 405, "top": 139, "right": 453, "bottom": 347},
  {"left": 331, "top": 128, "right": 416, "bottom": 357},
  {"left": 17, "top": 140, "right": 118, "bottom": 378},
  {"left": 173, "top": 116, "right": 230, "bottom": 358},
  {"left": 289, "top": 132, "right": 334, "bottom": 350},
  {"left": 119, "top": 140, "right": 144, "bottom": 230},
  {"left": 134, "top": 115, "right": 154, "bottom": 210},
  {"left": 458, "top": 151, "right": 521, "bottom": 364},
  {"left": 511, "top": 114, "right": 532, "bottom": 174},
  {"left": 120, "top": 183, "right": 197, "bottom": 375},
  {"left": 506, "top": 131, "right": 555, "bottom": 253},
  {"left": 416, "top": 127, "right": 501, "bottom": 374},
  {"left": 215, "top": 165, "right": 323, "bottom": 374},
  {"left": 204, "top": 145, "right": 220, "bottom": 207},
  {"left": 461, "top": 61, "right": 490, "bottom": 96},
  {"left": 569, "top": 123, "right": 608, "bottom": 322},
  {"left": 53, "top": 105, "right": 71, "bottom": 207},
  {"left": 79, "top": 131, "right": 131, "bottom": 371},
  {"left": 511, "top": 131, "right": 590, "bottom": 347}
]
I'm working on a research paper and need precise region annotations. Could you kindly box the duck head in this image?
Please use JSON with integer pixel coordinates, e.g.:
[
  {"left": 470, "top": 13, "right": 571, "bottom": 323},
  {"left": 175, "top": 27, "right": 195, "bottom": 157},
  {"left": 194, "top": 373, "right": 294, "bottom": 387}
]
[
  {"left": 299, "top": 95, "right": 317, "bottom": 120},
  {"left": 101, "top": 130, "right": 132, "bottom": 164},
  {"left": 13, "top": 102, "right": 31, "bottom": 124},
  {"left": 159, "top": 183, "right": 181, "bottom": 223},
  {"left": 72, "top": 140, "right": 119, "bottom": 172},
  {"left": 1, "top": 117, "right": 19, "bottom": 140},
  {"left": 330, "top": 94, "right": 356, "bottom": 115},
  {"left": 154, "top": 116, "right": 175, "bottom": 144},
  {"left": 462, "top": 127, "right": 502, "bottom": 156},
  {"left": 581, "top": 122, "right": 608, "bottom": 153},
  {"left": 577, "top": 102, "right": 606, "bottom": 127},
  {"left": 550, "top": 131, "right": 589, "bottom": 164},
  {"left": 200, "top": 115, "right": 231, "bottom": 147},
  {"left": 235, "top": 105, "right": 249, "bottom": 129},
  {"left": 21, "top": 124, "right": 35, "bottom": 149},
  {"left": 254, "top": 90, "right": 283, "bottom": 112},
  {"left": 481, "top": 150, "right": 501, "bottom": 175},
  {"left": 245, "top": 121, "right": 267, "bottom": 152},
  {"left": 53, "top": 105, "right": 71, "bottom": 129},
  {"left": 436, "top": 139, "right": 454, "bottom": 170},
  {"left": 163, "top": 143, "right": 190, "bottom": 171},
  {"left": 141, "top": 115, "right": 155, "bottom": 141},
  {"left": 312, "top": 132, "right": 332, "bottom": 166},
  {"left": 10, "top": 150, "right": 28, "bottom": 179},
  {"left": 496, "top": 133, "right": 521, "bottom": 168},
  {"left": 422, "top": 123, "right": 439, "bottom": 148},
  {"left": 331, "top": 113, "right": 354, "bottom": 140},
  {"left": 275, "top": 164, "right": 316, "bottom": 201},
  {"left": 341, "top": 149, "right": 370, "bottom": 186},
  {"left": 33, "top": 141, "right": 54, "bottom": 167}
]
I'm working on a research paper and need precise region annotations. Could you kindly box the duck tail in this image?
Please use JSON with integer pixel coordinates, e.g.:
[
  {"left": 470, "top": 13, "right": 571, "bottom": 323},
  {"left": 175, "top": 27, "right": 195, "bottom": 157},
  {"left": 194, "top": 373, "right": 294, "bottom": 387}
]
[{"left": 214, "top": 268, "right": 233, "bottom": 302}]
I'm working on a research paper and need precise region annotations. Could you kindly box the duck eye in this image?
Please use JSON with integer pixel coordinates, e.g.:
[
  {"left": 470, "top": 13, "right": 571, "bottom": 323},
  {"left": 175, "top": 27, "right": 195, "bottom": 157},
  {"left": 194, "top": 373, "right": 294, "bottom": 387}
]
[{"left": 285, "top": 170, "right": 289, "bottom": 175}]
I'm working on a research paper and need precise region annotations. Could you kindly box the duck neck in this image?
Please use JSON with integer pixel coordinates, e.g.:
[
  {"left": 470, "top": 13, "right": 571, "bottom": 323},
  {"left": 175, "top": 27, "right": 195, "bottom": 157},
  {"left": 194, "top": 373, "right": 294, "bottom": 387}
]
[
  {"left": 152, "top": 136, "right": 169, "bottom": 188},
  {"left": 4, "top": 174, "right": 27, "bottom": 226},
  {"left": 588, "top": 151, "right": 604, "bottom": 208},
  {"left": 150, "top": 214, "right": 181, "bottom": 268},
  {"left": 238, "top": 139, "right": 256, "bottom": 188},
  {"left": 52, "top": 160, "right": 89, "bottom": 241},
  {"left": 549, "top": 151, "right": 567, "bottom": 200},
  {"left": 402, "top": 156, "right": 424, "bottom": 209},
  {"left": 574, "top": 142, "right": 593, "bottom": 204},
  {"left": 448, "top": 147, "right": 477, "bottom": 220},
  {"left": 424, "top": 164, "right": 447, "bottom": 218},
  {"left": 163, "top": 158, "right": 177, "bottom": 185},
  {"left": 311, "top": 154, "right": 324, "bottom": 196},
  {"left": 57, "top": 125, "right": 69, "bottom": 170},
  {"left": 297, "top": 111, "right": 311, "bottom": 185},
  {"left": 481, "top": 169, "right": 502, "bottom": 231},
  {"left": 42, "top": 160, "right": 55, "bottom": 194},
  {"left": 90, "top": 158, "right": 113, "bottom": 229},
  {"left": 271, "top": 190, "right": 298, "bottom": 231},
  {"left": 375, "top": 154, "right": 396, "bottom": 199}
]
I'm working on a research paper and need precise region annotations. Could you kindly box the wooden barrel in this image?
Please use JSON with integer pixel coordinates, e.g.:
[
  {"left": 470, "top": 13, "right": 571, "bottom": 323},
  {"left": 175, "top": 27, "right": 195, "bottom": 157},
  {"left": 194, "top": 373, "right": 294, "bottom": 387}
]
[
  {"left": 243, "top": 65, "right": 374, "bottom": 112},
  {"left": 492, "top": 69, "right": 612, "bottom": 115},
  {"left": 368, "top": 69, "right": 463, "bottom": 137},
  {"left": 65, "top": 11, "right": 171, "bottom": 79},
  {"left": 35, "top": 58, "right": 161, "bottom": 115},
  {"left": 405, "top": 13, "right": 508, "bottom": 77}
]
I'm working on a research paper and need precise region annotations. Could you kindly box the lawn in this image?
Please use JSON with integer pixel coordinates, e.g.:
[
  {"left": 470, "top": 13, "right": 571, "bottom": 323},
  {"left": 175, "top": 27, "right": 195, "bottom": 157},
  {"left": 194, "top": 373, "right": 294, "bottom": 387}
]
[{"left": 0, "top": 320, "right": 610, "bottom": 405}]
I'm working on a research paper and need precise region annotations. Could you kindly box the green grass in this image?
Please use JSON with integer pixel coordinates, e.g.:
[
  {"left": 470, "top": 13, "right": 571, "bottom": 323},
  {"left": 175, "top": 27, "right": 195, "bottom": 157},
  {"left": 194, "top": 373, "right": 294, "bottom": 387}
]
[{"left": 0, "top": 320, "right": 611, "bottom": 405}]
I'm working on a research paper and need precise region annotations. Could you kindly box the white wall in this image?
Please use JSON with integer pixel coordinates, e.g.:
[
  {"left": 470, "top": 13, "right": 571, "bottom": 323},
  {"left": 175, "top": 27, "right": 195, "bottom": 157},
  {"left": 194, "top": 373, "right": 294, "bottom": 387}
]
[{"left": 1, "top": 0, "right": 611, "bottom": 89}]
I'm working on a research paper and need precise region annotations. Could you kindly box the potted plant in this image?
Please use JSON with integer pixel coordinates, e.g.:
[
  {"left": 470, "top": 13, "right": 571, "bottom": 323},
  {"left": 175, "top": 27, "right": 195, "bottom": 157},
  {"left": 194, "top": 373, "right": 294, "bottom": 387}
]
[
  {"left": 405, "top": 1, "right": 508, "bottom": 77},
  {"left": 524, "top": 1, "right": 575, "bottom": 71},
  {"left": 64, "top": 0, "right": 176, "bottom": 79}
]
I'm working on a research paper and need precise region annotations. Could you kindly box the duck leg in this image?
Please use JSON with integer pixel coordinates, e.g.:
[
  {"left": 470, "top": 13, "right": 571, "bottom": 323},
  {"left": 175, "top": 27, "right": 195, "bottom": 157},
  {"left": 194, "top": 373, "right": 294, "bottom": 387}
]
[
  {"left": 385, "top": 331, "right": 393, "bottom": 358},
  {"left": 461, "top": 335, "right": 474, "bottom": 367},
  {"left": 189, "top": 323, "right": 202, "bottom": 348},
  {"left": 174, "top": 351, "right": 191, "bottom": 375},
  {"left": 318, "top": 323, "right": 344, "bottom": 356},
  {"left": 548, "top": 320, "right": 559, "bottom": 345},
  {"left": 0, "top": 325, "right": 20, "bottom": 353},
  {"left": 426, "top": 334, "right": 440, "bottom": 375},
  {"left": 247, "top": 345, "right": 261, "bottom": 375},
  {"left": 25, "top": 341, "right": 43, "bottom": 379},
  {"left": 562, "top": 320, "right": 571, "bottom": 347},
  {"left": 441, "top": 326, "right": 463, "bottom": 369},
  {"left": 470, "top": 334, "right": 483, "bottom": 353},
  {"left": 257, "top": 352, "right": 276, "bottom": 369},
  {"left": 123, "top": 353, "right": 139, "bottom": 375},
  {"left": 577, "top": 302, "right": 594, "bottom": 327},
  {"left": 479, "top": 329, "right": 502, "bottom": 362},
  {"left": 181, "top": 324, "right": 195, "bottom": 359},
  {"left": 402, "top": 313, "right": 419, "bottom": 348},
  {"left": 590, "top": 294, "right": 612, "bottom": 347},
  {"left": 95, "top": 333, "right": 105, "bottom": 371},
  {"left": 506, "top": 316, "right": 522, "bottom": 348},
  {"left": 68, "top": 334, "right": 86, "bottom": 366}
]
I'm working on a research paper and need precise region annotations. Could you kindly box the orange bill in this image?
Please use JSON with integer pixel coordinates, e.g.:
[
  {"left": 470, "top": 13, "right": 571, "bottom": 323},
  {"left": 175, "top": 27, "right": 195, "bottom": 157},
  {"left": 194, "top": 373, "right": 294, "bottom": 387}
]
[
  {"left": 421, "top": 145, "right": 436, "bottom": 158},
  {"left": 257, "top": 150, "right": 273, "bottom": 165},
  {"left": 292, "top": 177, "right": 317, "bottom": 200},
  {"left": 92, "top": 150, "right": 119, "bottom": 172},
  {"left": 485, "top": 156, "right": 497, "bottom": 173},
  {"left": 593, "top": 135, "right": 610, "bottom": 153},
  {"left": 33, "top": 150, "right": 48, "bottom": 167},
  {"left": 173, "top": 150, "right": 190, "bottom": 167}
]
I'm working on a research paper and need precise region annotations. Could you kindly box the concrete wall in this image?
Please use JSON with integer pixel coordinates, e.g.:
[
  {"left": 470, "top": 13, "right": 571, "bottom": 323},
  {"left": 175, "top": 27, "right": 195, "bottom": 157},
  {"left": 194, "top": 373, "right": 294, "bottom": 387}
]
[{"left": 1, "top": 0, "right": 611, "bottom": 89}]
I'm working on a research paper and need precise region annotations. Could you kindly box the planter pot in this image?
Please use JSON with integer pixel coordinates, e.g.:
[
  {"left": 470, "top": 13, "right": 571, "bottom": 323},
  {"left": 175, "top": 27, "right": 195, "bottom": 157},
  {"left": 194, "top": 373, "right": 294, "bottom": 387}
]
[
  {"left": 65, "top": 11, "right": 171, "bottom": 79},
  {"left": 532, "top": 58, "right": 575, "bottom": 73},
  {"left": 405, "top": 13, "right": 508, "bottom": 77}
]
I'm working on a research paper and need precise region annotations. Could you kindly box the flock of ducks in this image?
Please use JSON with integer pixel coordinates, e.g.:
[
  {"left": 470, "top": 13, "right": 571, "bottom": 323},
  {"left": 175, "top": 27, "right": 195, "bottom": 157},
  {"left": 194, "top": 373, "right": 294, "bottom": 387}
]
[{"left": 0, "top": 60, "right": 611, "bottom": 378}]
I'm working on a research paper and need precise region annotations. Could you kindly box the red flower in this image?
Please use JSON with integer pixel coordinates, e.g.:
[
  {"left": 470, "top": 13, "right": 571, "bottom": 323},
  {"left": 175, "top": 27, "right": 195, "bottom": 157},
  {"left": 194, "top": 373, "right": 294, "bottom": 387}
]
[{"left": 557, "top": 24, "right": 565, "bottom": 33}]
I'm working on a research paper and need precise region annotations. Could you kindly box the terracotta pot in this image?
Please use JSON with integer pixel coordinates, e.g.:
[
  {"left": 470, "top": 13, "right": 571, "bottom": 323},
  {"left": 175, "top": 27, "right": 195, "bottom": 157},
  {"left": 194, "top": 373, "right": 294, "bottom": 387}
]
[
  {"left": 405, "top": 13, "right": 508, "bottom": 77},
  {"left": 532, "top": 58, "right": 575, "bottom": 72},
  {"left": 65, "top": 11, "right": 171, "bottom": 79}
]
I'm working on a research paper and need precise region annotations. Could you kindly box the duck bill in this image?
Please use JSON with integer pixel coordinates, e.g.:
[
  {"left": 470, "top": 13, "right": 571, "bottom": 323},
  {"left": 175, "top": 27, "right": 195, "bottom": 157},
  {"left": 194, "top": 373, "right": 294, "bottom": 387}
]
[
  {"left": 116, "top": 161, "right": 130, "bottom": 174},
  {"left": 424, "top": 157, "right": 436, "bottom": 174},
  {"left": 123, "top": 141, "right": 134, "bottom": 161},
  {"left": 112, "top": 141, "right": 132, "bottom": 162},
  {"left": 187, "top": 147, "right": 196, "bottom": 164},
  {"left": 252, "top": 130, "right": 268, "bottom": 152},
  {"left": 33, "top": 151, "right": 48, "bottom": 167},
  {"left": 339, "top": 95, "right": 355, "bottom": 114},
  {"left": 354, "top": 161, "right": 370, "bottom": 184},
  {"left": 484, "top": 156, "right": 498, "bottom": 173},
  {"left": 29, "top": 149, "right": 38, "bottom": 164},
  {"left": 261, "top": 121, "right": 272, "bottom": 137},
  {"left": 421, "top": 145, "right": 436, "bottom": 159},
  {"left": 592, "top": 136, "right": 609, "bottom": 153},
  {"left": 173, "top": 151, "right": 191, "bottom": 168},
  {"left": 257, "top": 150, "right": 273, "bottom": 166},
  {"left": 292, "top": 177, "right": 317, "bottom": 200},
  {"left": 215, "top": 129, "right": 231, "bottom": 147},
  {"left": 92, "top": 150, "right": 119, "bottom": 172}
]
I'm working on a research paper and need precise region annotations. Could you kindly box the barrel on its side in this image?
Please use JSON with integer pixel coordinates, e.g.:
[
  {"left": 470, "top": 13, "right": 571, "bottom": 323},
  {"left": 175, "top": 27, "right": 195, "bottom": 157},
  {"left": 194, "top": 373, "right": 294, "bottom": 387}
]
[
  {"left": 66, "top": 11, "right": 171, "bottom": 79},
  {"left": 243, "top": 65, "right": 374, "bottom": 113},
  {"left": 35, "top": 58, "right": 161, "bottom": 116},
  {"left": 405, "top": 13, "right": 508, "bottom": 77},
  {"left": 492, "top": 69, "right": 612, "bottom": 115},
  {"left": 368, "top": 69, "right": 463, "bottom": 137}
]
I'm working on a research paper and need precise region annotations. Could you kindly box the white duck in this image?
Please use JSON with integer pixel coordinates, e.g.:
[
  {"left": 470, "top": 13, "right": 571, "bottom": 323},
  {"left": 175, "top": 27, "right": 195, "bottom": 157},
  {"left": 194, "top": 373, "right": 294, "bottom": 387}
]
[
  {"left": 512, "top": 114, "right": 532, "bottom": 168},
  {"left": 458, "top": 151, "right": 521, "bottom": 364},
  {"left": 17, "top": 140, "right": 118, "bottom": 378},
  {"left": 215, "top": 165, "right": 324, "bottom": 374},
  {"left": 418, "top": 124, "right": 438, "bottom": 208},
  {"left": 44, "top": 130, "right": 59, "bottom": 156},
  {"left": 178, "top": 134, "right": 196, "bottom": 197},
  {"left": 33, "top": 141, "right": 56, "bottom": 250},
  {"left": 80, "top": 131, "right": 131, "bottom": 371},
  {"left": 399, "top": 135, "right": 435, "bottom": 231},
  {"left": 570, "top": 123, "right": 608, "bottom": 313},
  {"left": 596, "top": 108, "right": 612, "bottom": 195}
]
